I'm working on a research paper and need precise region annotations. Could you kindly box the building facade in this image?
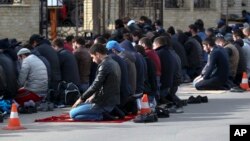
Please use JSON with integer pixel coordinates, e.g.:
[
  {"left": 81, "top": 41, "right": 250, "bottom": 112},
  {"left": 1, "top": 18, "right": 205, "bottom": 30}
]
[
  {"left": 0, "top": 0, "right": 250, "bottom": 41},
  {"left": 0, "top": 0, "right": 40, "bottom": 41}
]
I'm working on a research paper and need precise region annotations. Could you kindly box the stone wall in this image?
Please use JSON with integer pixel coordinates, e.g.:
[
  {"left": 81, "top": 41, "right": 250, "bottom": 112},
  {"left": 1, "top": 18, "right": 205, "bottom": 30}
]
[
  {"left": 163, "top": 9, "right": 221, "bottom": 30},
  {"left": 0, "top": 0, "right": 40, "bottom": 42}
]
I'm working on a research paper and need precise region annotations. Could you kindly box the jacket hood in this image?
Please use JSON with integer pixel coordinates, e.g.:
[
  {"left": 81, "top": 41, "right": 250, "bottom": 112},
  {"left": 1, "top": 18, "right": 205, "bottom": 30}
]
[{"left": 120, "top": 40, "right": 136, "bottom": 52}]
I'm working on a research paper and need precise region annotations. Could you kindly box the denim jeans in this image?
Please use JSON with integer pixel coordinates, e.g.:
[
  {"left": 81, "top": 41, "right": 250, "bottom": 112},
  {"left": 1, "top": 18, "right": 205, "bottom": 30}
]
[{"left": 69, "top": 103, "right": 113, "bottom": 121}]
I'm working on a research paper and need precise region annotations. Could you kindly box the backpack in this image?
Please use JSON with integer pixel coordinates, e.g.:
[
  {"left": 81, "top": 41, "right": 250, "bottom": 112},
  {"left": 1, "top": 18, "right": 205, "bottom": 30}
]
[{"left": 57, "top": 81, "right": 81, "bottom": 105}]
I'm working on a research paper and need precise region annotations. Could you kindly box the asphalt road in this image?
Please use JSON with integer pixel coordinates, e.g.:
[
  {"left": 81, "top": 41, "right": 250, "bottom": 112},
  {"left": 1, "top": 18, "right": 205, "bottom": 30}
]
[{"left": 1, "top": 84, "right": 250, "bottom": 141}]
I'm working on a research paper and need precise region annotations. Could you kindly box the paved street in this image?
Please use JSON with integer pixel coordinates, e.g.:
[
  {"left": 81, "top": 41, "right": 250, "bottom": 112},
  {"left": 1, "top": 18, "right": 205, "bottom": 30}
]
[{"left": 1, "top": 84, "right": 250, "bottom": 141}]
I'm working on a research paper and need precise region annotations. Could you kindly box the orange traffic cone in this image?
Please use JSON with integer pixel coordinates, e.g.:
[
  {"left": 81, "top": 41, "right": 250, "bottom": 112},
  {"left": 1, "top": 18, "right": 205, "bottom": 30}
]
[
  {"left": 140, "top": 94, "right": 151, "bottom": 115},
  {"left": 240, "top": 72, "right": 250, "bottom": 91},
  {"left": 3, "top": 103, "right": 26, "bottom": 130}
]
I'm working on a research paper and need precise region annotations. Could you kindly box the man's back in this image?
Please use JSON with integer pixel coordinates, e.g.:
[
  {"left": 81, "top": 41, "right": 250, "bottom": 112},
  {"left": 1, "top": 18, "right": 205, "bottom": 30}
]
[
  {"left": 74, "top": 47, "right": 91, "bottom": 84},
  {"left": 57, "top": 49, "right": 80, "bottom": 85},
  {"left": 18, "top": 54, "right": 48, "bottom": 93},
  {"left": 0, "top": 53, "right": 18, "bottom": 99},
  {"left": 35, "top": 41, "right": 61, "bottom": 88},
  {"left": 155, "top": 46, "right": 175, "bottom": 89}
]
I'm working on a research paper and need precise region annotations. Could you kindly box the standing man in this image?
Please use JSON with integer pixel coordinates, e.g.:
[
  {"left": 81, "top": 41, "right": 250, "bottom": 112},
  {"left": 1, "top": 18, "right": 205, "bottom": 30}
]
[{"left": 70, "top": 44, "right": 121, "bottom": 121}]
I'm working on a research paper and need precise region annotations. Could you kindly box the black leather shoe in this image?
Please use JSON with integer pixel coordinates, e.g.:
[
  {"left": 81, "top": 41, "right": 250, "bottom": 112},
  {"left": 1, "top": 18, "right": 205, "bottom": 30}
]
[
  {"left": 133, "top": 113, "right": 158, "bottom": 123},
  {"left": 188, "top": 96, "right": 201, "bottom": 104}
]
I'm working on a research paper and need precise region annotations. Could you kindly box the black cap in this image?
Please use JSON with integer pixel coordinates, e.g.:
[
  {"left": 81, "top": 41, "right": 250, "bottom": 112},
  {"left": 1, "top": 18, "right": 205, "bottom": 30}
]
[
  {"left": 29, "top": 34, "right": 43, "bottom": 44},
  {"left": 0, "top": 38, "right": 10, "bottom": 49}
]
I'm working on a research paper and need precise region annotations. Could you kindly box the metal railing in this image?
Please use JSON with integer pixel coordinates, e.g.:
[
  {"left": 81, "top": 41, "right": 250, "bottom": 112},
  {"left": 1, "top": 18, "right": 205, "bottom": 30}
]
[{"left": 0, "top": 0, "right": 13, "bottom": 4}]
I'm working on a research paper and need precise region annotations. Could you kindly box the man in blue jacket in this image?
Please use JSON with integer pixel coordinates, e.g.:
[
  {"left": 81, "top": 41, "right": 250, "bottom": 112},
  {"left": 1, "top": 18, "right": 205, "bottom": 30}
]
[{"left": 195, "top": 38, "right": 230, "bottom": 90}]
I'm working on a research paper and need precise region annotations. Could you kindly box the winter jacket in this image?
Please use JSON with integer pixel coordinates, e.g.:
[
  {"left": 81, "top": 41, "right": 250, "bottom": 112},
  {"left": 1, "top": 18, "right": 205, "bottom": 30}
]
[
  {"left": 171, "top": 39, "right": 189, "bottom": 69},
  {"left": 119, "top": 51, "right": 137, "bottom": 95},
  {"left": 81, "top": 56, "right": 121, "bottom": 107},
  {"left": 57, "top": 49, "right": 80, "bottom": 85},
  {"left": 184, "top": 37, "right": 203, "bottom": 70},
  {"left": 74, "top": 47, "right": 91, "bottom": 84},
  {"left": 34, "top": 41, "right": 61, "bottom": 89},
  {"left": 203, "top": 47, "right": 229, "bottom": 82},
  {"left": 0, "top": 53, "right": 18, "bottom": 99},
  {"left": 145, "top": 49, "right": 161, "bottom": 76},
  {"left": 18, "top": 54, "right": 48, "bottom": 93},
  {"left": 155, "top": 46, "right": 176, "bottom": 89},
  {"left": 242, "top": 39, "right": 250, "bottom": 78},
  {"left": 224, "top": 43, "right": 239, "bottom": 78},
  {"left": 109, "top": 53, "right": 131, "bottom": 105},
  {"left": 120, "top": 40, "right": 146, "bottom": 94}
]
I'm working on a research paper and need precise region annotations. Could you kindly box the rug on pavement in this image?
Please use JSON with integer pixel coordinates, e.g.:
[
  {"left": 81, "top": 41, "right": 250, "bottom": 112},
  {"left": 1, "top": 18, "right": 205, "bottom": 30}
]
[{"left": 35, "top": 113, "right": 135, "bottom": 123}]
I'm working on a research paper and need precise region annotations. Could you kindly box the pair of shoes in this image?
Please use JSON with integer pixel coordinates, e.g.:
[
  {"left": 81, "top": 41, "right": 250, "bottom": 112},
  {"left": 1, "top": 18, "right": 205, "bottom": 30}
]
[
  {"left": 230, "top": 86, "right": 245, "bottom": 93},
  {"left": 168, "top": 106, "right": 184, "bottom": 113},
  {"left": 37, "top": 102, "right": 54, "bottom": 112},
  {"left": 187, "top": 95, "right": 208, "bottom": 104},
  {"left": 133, "top": 112, "right": 158, "bottom": 123},
  {"left": 18, "top": 106, "right": 33, "bottom": 114},
  {"left": 196, "top": 95, "right": 208, "bottom": 103},
  {"left": 155, "top": 107, "right": 169, "bottom": 118},
  {"left": 180, "top": 99, "right": 188, "bottom": 106}
]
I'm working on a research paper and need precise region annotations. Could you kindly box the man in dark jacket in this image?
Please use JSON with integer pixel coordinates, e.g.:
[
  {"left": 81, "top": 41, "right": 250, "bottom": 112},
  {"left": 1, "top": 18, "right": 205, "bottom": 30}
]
[
  {"left": 73, "top": 37, "right": 92, "bottom": 92},
  {"left": 178, "top": 33, "right": 203, "bottom": 80},
  {"left": 195, "top": 38, "right": 229, "bottom": 90},
  {"left": 153, "top": 36, "right": 183, "bottom": 110},
  {"left": 29, "top": 34, "right": 61, "bottom": 91},
  {"left": 52, "top": 38, "right": 80, "bottom": 85},
  {"left": 0, "top": 38, "right": 18, "bottom": 99},
  {"left": 106, "top": 40, "right": 138, "bottom": 114},
  {"left": 120, "top": 40, "right": 147, "bottom": 95},
  {"left": 70, "top": 44, "right": 121, "bottom": 121},
  {"left": 106, "top": 41, "right": 131, "bottom": 107}
]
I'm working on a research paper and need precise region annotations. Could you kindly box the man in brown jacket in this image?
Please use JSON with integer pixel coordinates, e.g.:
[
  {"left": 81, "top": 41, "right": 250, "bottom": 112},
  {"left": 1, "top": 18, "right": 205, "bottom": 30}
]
[{"left": 73, "top": 37, "right": 92, "bottom": 92}]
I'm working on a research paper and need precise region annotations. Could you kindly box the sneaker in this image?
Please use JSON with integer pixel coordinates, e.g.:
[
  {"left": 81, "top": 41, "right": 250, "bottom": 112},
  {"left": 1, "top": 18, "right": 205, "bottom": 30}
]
[
  {"left": 57, "top": 104, "right": 66, "bottom": 108},
  {"left": 47, "top": 102, "right": 54, "bottom": 111},
  {"left": 29, "top": 106, "right": 37, "bottom": 113},
  {"left": 230, "top": 87, "right": 245, "bottom": 93},
  {"left": 18, "top": 106, "right": 32, "bottom": 114},
  {"left": 37, "top": 102, "right": 49, "bottom": 112}
]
